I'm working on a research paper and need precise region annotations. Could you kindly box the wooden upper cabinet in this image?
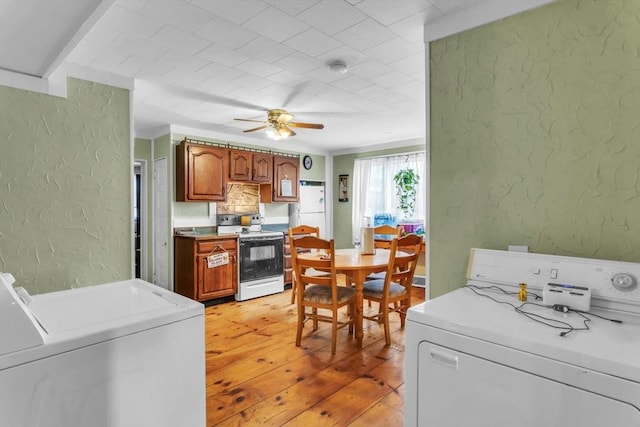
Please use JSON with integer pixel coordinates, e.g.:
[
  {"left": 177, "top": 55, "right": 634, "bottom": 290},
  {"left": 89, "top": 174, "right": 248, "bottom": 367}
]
[
  {"left": 229, "top": 150, "right": 272, "bottom": 183},
  {"left": 229, "top": 150, "right": 251, "bottom": 181},
  {"left": 176, "top": 141, "right": 228, "bottom": 202},
  {"left": 271, "top": 155, "right": 299, "bottom": 202},
  {"left": 252, "top": 152, "right": 272, "bottom": 183}
]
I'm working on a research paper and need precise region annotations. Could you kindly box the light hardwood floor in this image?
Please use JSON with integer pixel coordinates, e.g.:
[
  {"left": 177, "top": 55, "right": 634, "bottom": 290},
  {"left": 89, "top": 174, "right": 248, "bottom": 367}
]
[{"left": 204, "top": 286, "right": 425, "bottom": 426}]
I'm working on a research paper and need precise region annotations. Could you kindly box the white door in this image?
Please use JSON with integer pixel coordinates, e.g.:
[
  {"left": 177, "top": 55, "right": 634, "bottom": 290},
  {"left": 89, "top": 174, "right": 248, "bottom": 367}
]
[{"left": 153, "top": 157, "right": 169, "bottom": 290}]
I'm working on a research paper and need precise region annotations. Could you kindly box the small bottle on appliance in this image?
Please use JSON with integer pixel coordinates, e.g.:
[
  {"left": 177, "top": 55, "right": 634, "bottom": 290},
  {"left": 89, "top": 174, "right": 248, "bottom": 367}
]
[{"left": 518, "top": 283, "right": 527, "bottom": 302}]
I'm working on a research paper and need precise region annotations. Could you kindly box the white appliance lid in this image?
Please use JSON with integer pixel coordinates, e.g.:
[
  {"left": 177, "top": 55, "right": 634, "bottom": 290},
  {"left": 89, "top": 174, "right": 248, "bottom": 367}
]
[
  {"left": 29, "top": 280, "right": 178, "bottom": 334},
  {"left": 408, "top": 287, "right": 640, "bottom": 383},
  {"left": 0, "top": 279, "right": 203, "bottom": 370},
  {"left": 0, "top": 273, "right": 46, "bottom": 356}
]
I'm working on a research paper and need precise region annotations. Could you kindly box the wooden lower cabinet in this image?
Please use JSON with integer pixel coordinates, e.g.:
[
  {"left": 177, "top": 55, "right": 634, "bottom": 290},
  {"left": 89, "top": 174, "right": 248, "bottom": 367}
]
[{"left": 175, "top": 236, "right": 238, "bottom": 301}]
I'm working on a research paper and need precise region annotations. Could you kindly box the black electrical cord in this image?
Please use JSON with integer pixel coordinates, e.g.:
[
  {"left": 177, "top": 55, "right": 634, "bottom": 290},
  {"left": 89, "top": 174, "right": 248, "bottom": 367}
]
[
  {"left": 517, "top": 301, "right": 589, "bottom": 336},
  {"left": 466, "top": 285, "right": 578, "bottom": 335},
  {"left": 466, "top": 283, "right": 542, "bottom": 300},
  {"left": 572, "top": 309, "right": 623, "bottom": 324},
  {"left": 465, "top": 285, "right": 622, "bottom": 337}
]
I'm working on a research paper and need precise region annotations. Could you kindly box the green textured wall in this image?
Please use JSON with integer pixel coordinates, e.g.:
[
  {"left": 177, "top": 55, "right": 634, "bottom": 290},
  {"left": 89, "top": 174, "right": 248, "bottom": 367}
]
[
  {"left": 0, "top": 78, "right": 131, "bottom": 293},
  {"left": 155, "top": 133, "right": 172, "bottom": 159},
  {"left": 263, "top": 202, "right": 289, "bottom": 218},
  {"left": 300, "top": 153, "right": 325, "bottom": 181},
  {"left": 333, "top": 144, "right": 425, "bottom": 249},
  {"left": 430, "top": 0, "right": 640, "bottom": 297}
]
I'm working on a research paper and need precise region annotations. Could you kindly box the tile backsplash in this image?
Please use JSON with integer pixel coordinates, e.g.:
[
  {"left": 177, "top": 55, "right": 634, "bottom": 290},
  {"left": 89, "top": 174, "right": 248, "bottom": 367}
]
[{"left": 217, "top": 183, "right": 259, "bottom": 214}]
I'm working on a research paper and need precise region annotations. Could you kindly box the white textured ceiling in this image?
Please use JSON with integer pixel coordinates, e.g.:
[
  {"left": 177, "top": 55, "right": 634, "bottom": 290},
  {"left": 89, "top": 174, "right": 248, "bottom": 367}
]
[{"left": 0, "top": 0, "right": 554, "bottom": 153}]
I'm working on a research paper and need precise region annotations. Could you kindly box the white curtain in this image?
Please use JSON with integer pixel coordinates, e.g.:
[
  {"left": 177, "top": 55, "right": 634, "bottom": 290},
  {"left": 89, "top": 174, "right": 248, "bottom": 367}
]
[{"left": 352, "top": 152, "right": 425, "bottom": 241}]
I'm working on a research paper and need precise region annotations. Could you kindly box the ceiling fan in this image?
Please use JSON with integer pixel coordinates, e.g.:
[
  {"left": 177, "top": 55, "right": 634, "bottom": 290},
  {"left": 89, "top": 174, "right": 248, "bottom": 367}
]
[{"left": 234, "top": 109, "right": 324, "bottom": 140}]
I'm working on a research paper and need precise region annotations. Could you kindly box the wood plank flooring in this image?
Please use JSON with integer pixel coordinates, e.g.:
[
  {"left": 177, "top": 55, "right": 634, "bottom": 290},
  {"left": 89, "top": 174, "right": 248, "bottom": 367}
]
[{"left": 204, "top": 287, "right": 425, "bottom": 426}]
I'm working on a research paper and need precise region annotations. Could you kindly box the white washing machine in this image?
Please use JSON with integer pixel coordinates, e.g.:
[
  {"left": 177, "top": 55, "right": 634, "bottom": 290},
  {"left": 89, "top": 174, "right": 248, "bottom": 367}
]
[
  {"left": 405, "top": 249, "right": 640, "bottom": 427},
  {"left": 0, "top": 273, "right": 205, "bottom": 427}
]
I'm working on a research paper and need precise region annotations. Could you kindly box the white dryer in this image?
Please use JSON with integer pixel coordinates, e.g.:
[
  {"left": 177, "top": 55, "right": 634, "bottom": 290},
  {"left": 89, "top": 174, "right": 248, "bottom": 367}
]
[
  {"left": 0, "top": 273, "right": 205, "bottom": 427},
  {"left": 405, "top": 249, "right": 640, "bottom": 427}
]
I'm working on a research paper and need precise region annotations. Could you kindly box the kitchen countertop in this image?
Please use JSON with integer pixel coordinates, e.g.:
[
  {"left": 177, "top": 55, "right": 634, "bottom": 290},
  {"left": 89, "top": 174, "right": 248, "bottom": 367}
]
[
  {"left": 260, "top": 223, "right": 289, "bottom": 233},
  {"left": 174, "top": 224, "right": 289, "bottom": 240},
  {"left": 174, "top": 232, "right": 238, "bottom": 240},
  {"left": 174, "top": 227, "right": 237, "bottom": 240}
]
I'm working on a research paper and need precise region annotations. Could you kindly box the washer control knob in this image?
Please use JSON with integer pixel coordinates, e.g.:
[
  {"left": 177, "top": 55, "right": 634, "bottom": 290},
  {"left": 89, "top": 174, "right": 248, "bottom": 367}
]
[{"left": 611, "top": 273, "right": 638, "bottom": 292}]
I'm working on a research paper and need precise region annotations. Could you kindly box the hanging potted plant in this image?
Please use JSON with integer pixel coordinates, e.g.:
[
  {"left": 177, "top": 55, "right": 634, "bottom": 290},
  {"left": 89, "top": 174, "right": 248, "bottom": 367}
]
[{"left": 393, "top": 168, "right": 419, "bottom": 220}]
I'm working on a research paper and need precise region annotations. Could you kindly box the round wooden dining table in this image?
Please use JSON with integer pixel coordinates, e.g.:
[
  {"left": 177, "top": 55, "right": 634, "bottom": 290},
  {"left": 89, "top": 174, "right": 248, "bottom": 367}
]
[{"left": 298, "top": 248, "right": 410, "bottom": 348}]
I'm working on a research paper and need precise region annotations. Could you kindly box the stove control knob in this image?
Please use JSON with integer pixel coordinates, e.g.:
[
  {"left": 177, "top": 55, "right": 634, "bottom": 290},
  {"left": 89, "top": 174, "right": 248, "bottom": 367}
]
[{"left": 611, "top": 273, "right": 638, "bottom": 292}]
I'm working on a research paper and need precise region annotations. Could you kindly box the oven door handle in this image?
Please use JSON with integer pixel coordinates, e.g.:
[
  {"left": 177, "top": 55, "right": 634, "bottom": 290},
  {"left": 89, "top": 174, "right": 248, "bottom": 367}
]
[{"left": 240, "top": 237, "right": 284, "bottom": 244}]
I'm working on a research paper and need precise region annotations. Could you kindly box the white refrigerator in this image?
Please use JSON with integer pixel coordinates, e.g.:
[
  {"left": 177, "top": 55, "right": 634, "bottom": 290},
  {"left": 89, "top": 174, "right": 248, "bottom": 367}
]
[{"left": 289, "top": 181, "right": 326, "bottom": 238}]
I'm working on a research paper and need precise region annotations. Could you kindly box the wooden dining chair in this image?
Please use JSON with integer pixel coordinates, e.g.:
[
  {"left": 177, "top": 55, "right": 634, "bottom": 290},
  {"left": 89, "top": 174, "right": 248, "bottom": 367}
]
[
  {"left": 372, "top": 224, "right": 402, "bottom": 249},
  {"left": 288, "top": 225, "right": 320, "bottom": 304},
  {"left": 362, "top": 234, "right": 422, "bottom": 346},
  {"left": 291, "top": 235, "right": 356, "bottom": 354},
  {"left": 366, "top": 224, "right": 403, "bottom": 284}
]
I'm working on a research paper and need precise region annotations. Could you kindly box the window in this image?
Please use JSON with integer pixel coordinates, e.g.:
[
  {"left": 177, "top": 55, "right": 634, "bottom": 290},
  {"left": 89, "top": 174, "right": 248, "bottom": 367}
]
[{"left": 352, "top": 152, "right": 425, "bottom": 240}]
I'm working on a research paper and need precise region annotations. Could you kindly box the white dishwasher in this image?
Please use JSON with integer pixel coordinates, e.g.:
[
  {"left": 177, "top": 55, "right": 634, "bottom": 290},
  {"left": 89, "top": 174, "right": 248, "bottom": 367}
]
[
  {"left": 0, "top": 272, "right": 205, "bottom": 427},
  {"left": 404, "top": 249, "right": 640, "bottom": 427}
]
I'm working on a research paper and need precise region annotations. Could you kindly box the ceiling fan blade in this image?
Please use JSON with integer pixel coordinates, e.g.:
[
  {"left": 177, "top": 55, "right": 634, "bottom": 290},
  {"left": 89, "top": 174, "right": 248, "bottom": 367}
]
[
  {"left": 276, "top": 113, "right": 294, "bottom": 123},
  {"left": 147, "top": 83, "right": 268, "bottom": 111},
  {"left": 284, "top": 125, "right": 296, "bottom": 137},
  {"left": 282, "top": 82, "right": 310, "bottom": 109},
  {"left": 243, "top": 125, "right": 268, "bottom": 133},
  {"left": 288, "top": 122, "right": 324, "bottom": 129},
  {"left": 234, "top": 118, "right": 267, "bottom": 123}
]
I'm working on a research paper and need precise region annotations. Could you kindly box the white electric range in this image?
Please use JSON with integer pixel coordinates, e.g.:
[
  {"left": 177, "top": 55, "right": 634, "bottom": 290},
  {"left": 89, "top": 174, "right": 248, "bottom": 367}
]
[
  {"left": 404, "top": 248, "right": 640, "bottom": 427},
  {"left": 217, "top": 215, "right": 285, "bottom": 301}
]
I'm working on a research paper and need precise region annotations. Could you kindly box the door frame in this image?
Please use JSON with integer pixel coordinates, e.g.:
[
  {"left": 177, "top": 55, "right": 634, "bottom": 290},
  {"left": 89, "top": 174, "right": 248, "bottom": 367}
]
[
  {"left": 153, "top": 156, "right": 169, "bottom": 289},
  {"left": 133, "top": 160, "right": 148, "bottom": 280}
]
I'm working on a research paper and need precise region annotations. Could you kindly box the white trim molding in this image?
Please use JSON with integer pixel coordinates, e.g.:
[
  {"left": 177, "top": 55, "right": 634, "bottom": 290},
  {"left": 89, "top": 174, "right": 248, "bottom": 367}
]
[{"left": 424, "top": 0, "right": 557, "bottom": 42}]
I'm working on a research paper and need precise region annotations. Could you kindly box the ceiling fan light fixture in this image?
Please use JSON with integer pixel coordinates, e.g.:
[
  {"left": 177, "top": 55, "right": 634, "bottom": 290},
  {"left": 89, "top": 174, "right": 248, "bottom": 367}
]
[
  {"left": 328, "top": 60, "right": 348, "bottom": 74},
  {"left": 266, "top": 123, "right": 292, "bottom": 140},
  {"left": 235, "top": 108, "right": 322, "bottom": 139}
]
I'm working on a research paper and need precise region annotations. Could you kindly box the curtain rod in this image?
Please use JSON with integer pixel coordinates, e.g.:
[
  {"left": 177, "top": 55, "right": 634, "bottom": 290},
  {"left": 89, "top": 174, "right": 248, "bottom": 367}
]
[
  {"left": 181, "top": 137, "right": 300, "bottom": 158},
  {"left": 353, "top": 150, "right": 425, "bottom": 162}
]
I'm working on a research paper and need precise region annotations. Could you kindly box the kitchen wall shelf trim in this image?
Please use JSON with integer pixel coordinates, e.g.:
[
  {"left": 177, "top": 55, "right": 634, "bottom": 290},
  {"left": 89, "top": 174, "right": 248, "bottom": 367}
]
[{"left": 182, "top": 137, "right": 299, "bottom": 159}]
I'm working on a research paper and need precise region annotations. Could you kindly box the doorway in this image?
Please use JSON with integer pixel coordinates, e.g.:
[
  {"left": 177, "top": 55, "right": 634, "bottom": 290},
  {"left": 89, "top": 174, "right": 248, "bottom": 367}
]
[{"left": 134, "top": 161, "right": 147, "bottom": 280}]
